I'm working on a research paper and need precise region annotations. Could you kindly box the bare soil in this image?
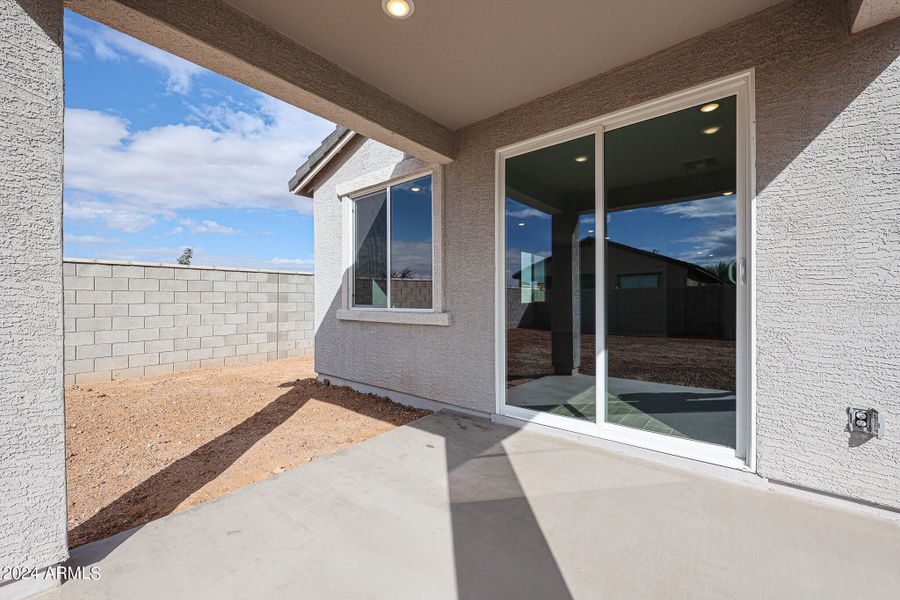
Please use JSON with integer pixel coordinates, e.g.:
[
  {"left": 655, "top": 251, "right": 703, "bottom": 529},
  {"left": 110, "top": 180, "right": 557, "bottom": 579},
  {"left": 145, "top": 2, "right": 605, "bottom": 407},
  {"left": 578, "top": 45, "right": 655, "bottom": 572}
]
[
  {"left": 507, "top": 328, "right": 735, "bottom": 390},
  {"left": 65, "top": 357, "right": 429, "bottom": 549}
]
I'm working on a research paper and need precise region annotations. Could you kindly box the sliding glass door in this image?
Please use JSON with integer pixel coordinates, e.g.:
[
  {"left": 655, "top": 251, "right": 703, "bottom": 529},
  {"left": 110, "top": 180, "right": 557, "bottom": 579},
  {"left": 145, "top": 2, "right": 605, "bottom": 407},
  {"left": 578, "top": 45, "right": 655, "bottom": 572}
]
[
  {"left": 503, "top": 134, "right": 597, "bottom": 422},
  {"left": 603, "top": 96, "right": 738, "bottom": 450},
  {"left": 498, "top": 74, "right": 751, "bottom": 466}
]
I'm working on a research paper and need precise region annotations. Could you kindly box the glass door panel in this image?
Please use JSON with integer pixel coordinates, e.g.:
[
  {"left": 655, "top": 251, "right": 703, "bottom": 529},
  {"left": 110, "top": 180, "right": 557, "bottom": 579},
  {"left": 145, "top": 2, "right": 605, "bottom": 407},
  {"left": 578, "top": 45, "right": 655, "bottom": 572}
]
[
  {"left": 504, "top": 134, "right": 596, "bottom": 421},
  {"left": 603, "top": 96, "right": 738, "bottom": 448}
]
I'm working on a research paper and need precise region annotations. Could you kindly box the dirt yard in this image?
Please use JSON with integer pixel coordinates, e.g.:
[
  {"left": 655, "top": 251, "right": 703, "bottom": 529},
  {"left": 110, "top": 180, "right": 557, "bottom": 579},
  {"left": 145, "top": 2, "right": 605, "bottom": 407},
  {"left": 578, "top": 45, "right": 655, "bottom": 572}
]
[
  {"left": 507, "top": 328, "right": 735, "bottom": 390},
  {"left": 65, "top": 357, "right": 429, "bottom": 549}
]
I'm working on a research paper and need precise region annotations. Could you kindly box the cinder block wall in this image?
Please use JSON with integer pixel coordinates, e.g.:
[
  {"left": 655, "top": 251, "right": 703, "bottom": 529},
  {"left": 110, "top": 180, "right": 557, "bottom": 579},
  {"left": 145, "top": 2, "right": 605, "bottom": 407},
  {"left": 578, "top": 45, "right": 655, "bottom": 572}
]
[{"left": 63, "top": 259, "right": 313, "bottom": 385}]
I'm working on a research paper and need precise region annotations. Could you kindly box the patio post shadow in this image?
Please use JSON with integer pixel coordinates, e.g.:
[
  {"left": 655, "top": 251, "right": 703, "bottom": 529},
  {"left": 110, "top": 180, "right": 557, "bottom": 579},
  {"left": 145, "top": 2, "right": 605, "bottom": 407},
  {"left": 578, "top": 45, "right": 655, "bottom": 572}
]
[{"left": 410, "top": 413, "right": 574, "bottom": 600}]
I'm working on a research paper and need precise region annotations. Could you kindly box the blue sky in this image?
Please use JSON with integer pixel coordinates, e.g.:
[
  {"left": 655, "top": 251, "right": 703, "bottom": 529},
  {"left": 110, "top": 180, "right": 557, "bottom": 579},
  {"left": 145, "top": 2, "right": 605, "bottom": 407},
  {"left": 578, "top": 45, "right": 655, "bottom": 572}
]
[{"left": 63, "top": 10, "right": 335, "bottom": 271}]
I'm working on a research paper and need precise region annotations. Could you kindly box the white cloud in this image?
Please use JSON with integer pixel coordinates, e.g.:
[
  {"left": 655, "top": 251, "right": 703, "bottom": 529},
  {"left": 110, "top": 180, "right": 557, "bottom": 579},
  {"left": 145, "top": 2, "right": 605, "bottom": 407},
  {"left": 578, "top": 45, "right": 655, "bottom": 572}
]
[
  {"left": 65, "top": 108, "right": 129, "bottom": 148},
  {"left": 64, "top": 96, "right": 333, "bottom": 231},
  {"left": 271, "top": 257, "right": 315, "bottom": 270},
  {"left": 657, "top": 196, "right": 736, "bottom": 219},
  {"left": 66, "top": 20, "right": 204, "bottom": 94},
  {"left": 64, "top": 233, "right": 120, "bottom": 244},
  {"left": 647, "top": 196, "right": 738, "bottom": 266},
  {"left": 64, "top": 33, "right": 85, "bottom": 60},
  {"left": 91, "top": 38, "right": 121, "bottom": 62},
  {"left": 64, "top": 195, "right": 159, "bottom": 233},
  {"left": 506, "top": 206, "right": 548, "bottom": 219},
  {"left": 180, "top": 218, "right": 238, "bottom": 235},
  {"left": 675, "top": 225, "right": 737, "bottom": 266}
]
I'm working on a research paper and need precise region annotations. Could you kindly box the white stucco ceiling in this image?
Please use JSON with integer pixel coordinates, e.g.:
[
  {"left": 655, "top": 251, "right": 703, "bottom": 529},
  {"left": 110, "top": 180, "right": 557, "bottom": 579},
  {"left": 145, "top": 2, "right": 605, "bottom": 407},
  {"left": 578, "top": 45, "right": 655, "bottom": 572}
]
[{"left": 223, "top": 0, "right": 783, "bottom": 130}]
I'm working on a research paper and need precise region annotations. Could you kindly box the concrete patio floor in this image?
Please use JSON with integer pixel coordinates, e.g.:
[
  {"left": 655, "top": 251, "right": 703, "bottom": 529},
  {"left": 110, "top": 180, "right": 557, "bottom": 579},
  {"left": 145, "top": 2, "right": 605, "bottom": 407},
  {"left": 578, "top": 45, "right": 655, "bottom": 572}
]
[{"left": 44, "top": 412, "right": 899, "bottom": 599}]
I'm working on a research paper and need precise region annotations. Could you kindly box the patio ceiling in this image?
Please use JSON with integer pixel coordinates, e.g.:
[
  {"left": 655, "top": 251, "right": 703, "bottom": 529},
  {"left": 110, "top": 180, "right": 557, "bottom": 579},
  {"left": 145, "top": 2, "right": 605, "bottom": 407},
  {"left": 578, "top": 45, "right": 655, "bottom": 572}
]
[{"left": 223, "top": 0, "right": 783, "bottom": 129}]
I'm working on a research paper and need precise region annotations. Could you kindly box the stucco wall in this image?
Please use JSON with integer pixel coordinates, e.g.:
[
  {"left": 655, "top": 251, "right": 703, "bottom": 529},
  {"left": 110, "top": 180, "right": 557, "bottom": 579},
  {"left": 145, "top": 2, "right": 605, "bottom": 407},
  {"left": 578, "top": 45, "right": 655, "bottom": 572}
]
[
  {"left": 0, "top": 0, "right": 68, "bottom": 572},
  {"left": 314, "top": 138, "right": 466, "bottom": 402},
  {"left": 315, "top": 0, "right": 900, "bottom": 508},
  {"left": 63, "top": 260, "right": 313, "bottom": 385}
]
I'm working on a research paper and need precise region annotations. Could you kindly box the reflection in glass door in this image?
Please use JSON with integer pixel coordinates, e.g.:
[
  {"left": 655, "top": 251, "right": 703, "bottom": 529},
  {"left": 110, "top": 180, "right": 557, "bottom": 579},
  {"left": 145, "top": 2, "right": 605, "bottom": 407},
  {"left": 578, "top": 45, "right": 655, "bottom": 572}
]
[
  {"left": 603, "top": 96, "right": 738, "bottom": 448},
  {"left": 504, "top": 134, "right": 596, "bottom": 421}
]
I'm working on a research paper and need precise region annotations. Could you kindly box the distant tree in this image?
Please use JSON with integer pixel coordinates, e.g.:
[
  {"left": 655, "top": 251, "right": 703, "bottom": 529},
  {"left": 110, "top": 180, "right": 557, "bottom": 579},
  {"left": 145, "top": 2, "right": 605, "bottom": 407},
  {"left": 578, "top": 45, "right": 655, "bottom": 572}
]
[
  {"left": 177, "top": 248, "right": 193, "bottom": 265},
  {"left": 702, "top": 260, "right": 736, "bottom": 284},
  {"left": 391, "top": 266, "right": 413, "bottom": 279}
]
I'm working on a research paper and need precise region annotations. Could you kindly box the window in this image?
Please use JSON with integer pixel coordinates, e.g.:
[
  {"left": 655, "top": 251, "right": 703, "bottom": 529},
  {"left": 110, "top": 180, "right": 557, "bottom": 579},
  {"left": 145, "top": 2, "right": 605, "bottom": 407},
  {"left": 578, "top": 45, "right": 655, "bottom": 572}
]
[
  {"left": 618, "top": 273, "right": 660, "bottom": 289},
  {"left": 518, "top": 251, "right": 547, "bottom": 303},
  {"left": 353, "top": 174, "right": 433, "bottom": 310}
]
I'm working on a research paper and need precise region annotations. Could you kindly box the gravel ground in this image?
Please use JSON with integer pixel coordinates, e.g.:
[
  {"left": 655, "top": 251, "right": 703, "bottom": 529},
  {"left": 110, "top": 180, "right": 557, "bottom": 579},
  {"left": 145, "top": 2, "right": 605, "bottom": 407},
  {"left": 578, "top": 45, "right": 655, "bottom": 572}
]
[
  {"left": 507, "top": 328, "right": 735, "bottom": 390},
  {"left": 65, "top": 357, "right": 429, "bottom": 549}
]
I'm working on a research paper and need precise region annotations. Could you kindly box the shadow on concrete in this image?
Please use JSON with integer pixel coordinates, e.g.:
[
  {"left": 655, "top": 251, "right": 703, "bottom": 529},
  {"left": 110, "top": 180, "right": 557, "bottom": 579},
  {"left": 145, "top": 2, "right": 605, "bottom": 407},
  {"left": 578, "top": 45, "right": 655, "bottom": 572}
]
[
  {"left": 409, "top": 413, "right": 574, "bottom": 600},
  {"left": 315, "top": 281, "right": 573, "bottom": 597}
]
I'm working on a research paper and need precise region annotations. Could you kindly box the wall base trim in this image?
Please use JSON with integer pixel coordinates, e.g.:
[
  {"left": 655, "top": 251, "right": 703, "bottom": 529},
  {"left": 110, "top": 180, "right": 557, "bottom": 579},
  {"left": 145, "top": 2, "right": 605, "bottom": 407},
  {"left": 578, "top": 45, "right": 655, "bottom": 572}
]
[
  {"left": 0, "top": 567, "right": 61, "bottom": 600},
  {"left": 316, "top": 373, "right": 488, "bottom": 418},
  {"left": 766, "top": 479, "right": 900, "bottom": 523}
]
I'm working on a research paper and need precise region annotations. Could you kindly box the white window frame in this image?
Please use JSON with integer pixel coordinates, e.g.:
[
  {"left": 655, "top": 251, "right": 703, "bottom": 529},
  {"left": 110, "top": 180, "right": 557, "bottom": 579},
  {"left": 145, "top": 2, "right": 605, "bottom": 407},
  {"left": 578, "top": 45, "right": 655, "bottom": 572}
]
[
  {"left": 494, "top": 69, "right": 756, "bottom": 471},
  {"left": 337, "top": 167, "right": 449, "bottom": 326}
]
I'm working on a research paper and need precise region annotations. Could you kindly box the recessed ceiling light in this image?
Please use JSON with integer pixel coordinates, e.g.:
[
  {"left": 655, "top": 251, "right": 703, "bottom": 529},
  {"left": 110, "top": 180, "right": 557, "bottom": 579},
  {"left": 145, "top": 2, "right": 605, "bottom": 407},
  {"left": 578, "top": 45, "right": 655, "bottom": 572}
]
[
  {"left": 382, "top": 0, "right": 414, "bottom": 19},
  {"left": 410, "top": 186, "right": 421, "bottom": 192},
  {"left": 722, "top": 191, "right": 734, "bottom": 196},
  {"left": 700, "top": 102, "right": 720, "bottom": 113},
  {"left": 574, "top": 155, "right": 589, "bottom": 163},
  {"left": 517, "top": 222, "right": 526, "bottom": 227},
  {"left": 702, "top": 126, "right": 720, "bottom": 135}
]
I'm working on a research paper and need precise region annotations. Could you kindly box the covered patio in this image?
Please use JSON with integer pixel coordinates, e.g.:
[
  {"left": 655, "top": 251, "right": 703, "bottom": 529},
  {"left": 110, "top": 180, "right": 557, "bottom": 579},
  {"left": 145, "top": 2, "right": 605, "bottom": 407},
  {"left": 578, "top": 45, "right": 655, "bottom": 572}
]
[
  {"left": 47, "top": 412, "right": 899, "bottom": 599},
  {"left": 4, "top": 1, "right": 900, "bottom": 596}
]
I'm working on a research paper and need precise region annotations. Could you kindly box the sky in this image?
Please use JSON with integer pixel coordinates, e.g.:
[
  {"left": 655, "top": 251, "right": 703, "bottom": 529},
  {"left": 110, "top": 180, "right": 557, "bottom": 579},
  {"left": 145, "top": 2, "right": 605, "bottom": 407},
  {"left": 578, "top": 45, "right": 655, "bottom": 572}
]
[{"left": 62, "top": 10, "right": 335, "bottom": 271}]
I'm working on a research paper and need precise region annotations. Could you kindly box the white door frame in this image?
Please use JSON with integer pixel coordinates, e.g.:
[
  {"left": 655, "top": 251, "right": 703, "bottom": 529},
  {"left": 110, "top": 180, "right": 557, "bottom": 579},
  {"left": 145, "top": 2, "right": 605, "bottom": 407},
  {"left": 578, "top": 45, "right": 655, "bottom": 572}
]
[{"left": 494, "top": 69, "right": 756, "bottom": 471}]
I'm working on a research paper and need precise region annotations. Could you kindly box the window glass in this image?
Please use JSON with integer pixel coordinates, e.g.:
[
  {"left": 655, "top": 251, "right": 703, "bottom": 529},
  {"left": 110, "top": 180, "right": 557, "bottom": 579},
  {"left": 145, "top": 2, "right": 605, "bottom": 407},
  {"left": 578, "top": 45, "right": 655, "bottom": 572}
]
[
  {"left": 353, "top": 190, "right": 387, "bottom": 307},
  {"left": 618, "top": 274, "right": 660, "bottom": 289},
  {"left": 604, "top": 95, "right": 737, "bottom": 449},
  {"left": 390, "top": 175, "right": 433, "bottom": 309},
  {"left": 504, "top": 134, "right": 596, "bottom": 422},
  {"left": 352, "top": 175, "right": 433, "bottom": 309}
]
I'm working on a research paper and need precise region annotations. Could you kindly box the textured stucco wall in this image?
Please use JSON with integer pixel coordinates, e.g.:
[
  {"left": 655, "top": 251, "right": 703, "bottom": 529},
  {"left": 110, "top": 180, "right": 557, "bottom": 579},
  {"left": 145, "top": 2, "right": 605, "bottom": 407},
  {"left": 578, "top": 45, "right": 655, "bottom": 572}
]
[
  {"left": 452, "top": 0, "right": 899, "bottom": 508},
  {"left": 63, "top": 260, "right": 313, "bottom": 385},
  {"left": 0, "top": 0, "right": 68, "bottom": 571},
  {"left": 315, "top": 0, "right": 900, "bottom": 508}
]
